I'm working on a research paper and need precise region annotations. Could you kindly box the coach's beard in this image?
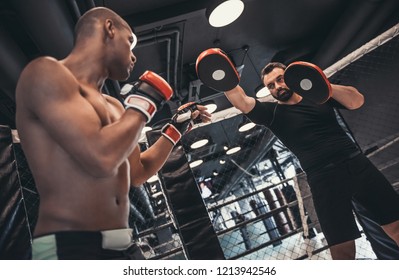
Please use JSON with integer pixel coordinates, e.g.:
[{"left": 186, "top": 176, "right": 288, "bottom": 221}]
[{"left": 273, "top": 88, "right": 294, "bottom": 102}]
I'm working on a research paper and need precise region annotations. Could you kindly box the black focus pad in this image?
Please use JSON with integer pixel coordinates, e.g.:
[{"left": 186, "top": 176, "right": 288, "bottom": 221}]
[
  {"left": 284, "top": 61, "right": 332, "bottom": 104},
  {"left": 196, "top": 48, "right": 240, "bottom": 92}
]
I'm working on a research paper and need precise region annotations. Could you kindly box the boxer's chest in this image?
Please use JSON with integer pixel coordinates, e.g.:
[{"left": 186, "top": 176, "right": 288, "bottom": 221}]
[{"left": 80, "top": 86, "right": 121, "bottom": 126}]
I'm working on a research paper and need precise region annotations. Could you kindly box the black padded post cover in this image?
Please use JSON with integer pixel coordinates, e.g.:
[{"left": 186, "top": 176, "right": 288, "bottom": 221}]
[
  {"left": 0, "top": 125, "right": 32, "bottom": 259},
  {"left": 147, "top": 130, "right": 225, "bottom": 259}
]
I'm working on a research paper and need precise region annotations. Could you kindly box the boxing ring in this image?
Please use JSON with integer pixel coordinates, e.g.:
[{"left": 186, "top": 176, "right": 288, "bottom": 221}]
[{"left": 1, "top": 23, "right": 399, "bottom": 260}]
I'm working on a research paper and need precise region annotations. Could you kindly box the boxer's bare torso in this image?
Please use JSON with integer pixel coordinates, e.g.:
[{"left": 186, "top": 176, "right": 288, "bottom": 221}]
[{"left": 16, "top": 57, "right": 133, "bottom": 237}]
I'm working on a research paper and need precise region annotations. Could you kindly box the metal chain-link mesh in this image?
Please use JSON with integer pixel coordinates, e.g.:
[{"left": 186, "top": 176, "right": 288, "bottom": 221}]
[
  {"left": 128, "top": 179, "right": 185, "bottom": 260},
  {"left": 177, "top": 31, "right": 399, "bottom": 259},
  {"left": 13, "top": 143, "right": 38, "bottom": 241},
  {"left": 182, "top": 117, "right": 377, "bottom": 259},
  {"left": 7, "top": 26, "right": 398, "bottom": 260},
  {"left": 330, "top": 35, "right": 399, "bottom": 190}
]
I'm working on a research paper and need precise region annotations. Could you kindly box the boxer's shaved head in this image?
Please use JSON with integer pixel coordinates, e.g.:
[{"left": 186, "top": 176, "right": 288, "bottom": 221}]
[{"left": 74, "top": 7, "right": 130, "bottom": 42}]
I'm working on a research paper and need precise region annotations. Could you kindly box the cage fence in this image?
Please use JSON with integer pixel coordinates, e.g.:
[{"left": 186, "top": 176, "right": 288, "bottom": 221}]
[
  {"left": 182, "top": 117, "right": 377, "bottom": 260},
  {"left": 128, "top": 170, "right": 186, "bottom": 260},
  {"left": 176, "top": 24, "right": 399, "bottom": 259},
  {"left": 1, "top": 23, "right": 398, "bottom": 260}
]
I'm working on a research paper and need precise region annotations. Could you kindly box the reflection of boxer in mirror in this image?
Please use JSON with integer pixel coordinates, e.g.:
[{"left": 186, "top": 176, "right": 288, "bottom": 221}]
[
  {"left": 15, "top": 7, "right": 211, "bottom": 260},
  {"left": 196, "top": 48, "right": 399, "bottom": 260},
  {"left": 199, "top": 181, "right": 212, "bottom": 199}
]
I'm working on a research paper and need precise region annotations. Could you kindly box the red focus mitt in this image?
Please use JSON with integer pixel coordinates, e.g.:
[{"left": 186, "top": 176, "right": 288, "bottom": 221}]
[
  {"left": 284, "top": 61, "right": 332, "bottom": 104},
  {"left": 196, "top": 48, "right": 240, "bottom": 92}
]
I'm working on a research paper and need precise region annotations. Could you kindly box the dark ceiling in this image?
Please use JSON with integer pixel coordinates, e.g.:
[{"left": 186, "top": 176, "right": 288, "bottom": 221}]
[{"left": 1, "top": 0, "right": 398, "bottom": 196}]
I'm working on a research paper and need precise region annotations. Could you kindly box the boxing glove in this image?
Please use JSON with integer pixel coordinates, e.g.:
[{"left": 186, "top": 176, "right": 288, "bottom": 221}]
[
  {"left": 161, "top": 102, "right": 199, "bottom": 145},
  {"left": 196, "top": 48, "right": 240, "bottom": 92},
  {"left": 121, "top": 71, "right": 173, "bottom": 122},
  {"left": 284, "top": 61, "right": 332, "bottom": 104}
]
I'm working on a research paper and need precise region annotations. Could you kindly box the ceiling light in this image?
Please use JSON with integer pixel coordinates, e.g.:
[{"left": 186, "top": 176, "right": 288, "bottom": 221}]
[
  {"left": 213, "top": 170, "right": 219, "bottom": 176},
  {"left": 271, "top": 177, "right": 281, "bottom": 185},
  {"left": 206, "top": 0, "right": 245, "bottom": 28},
  {"left": 120, "top": 83, "right": 133, "bottom": 96},
  {"left": 190, "top": 139, "right": 209, "bottom": 149},
  {"left": 226, "top": 146, "right": 241, "bottom": 155},
  {"left": 139, "top": 126, "right": 153, "bottom": 142},
  {"left": 204, "top": 103, "right": 218, "bottom": 114},
  {"left": 142, "top": 126, "right": 153, "bottom": 133},
  {"left": 147, "top": 174, "right": 159, "bottom": 183},
  {"left": 238, "top": 122, "right": 256, "bottom": 132},
  {"left": 256, "top": 86, "right": 271, "bottom": 98},
  {"left": 219, "top": 159, "right": 226, "bottom": 164},
  {"left": 189, "top": 159, "right": 203, "bottom": 168}
]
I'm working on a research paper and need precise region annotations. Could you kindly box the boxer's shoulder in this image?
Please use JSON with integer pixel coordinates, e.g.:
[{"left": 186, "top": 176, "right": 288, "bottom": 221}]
[{"left": 20, "top": 56, "right": 77, "bottom": 87}]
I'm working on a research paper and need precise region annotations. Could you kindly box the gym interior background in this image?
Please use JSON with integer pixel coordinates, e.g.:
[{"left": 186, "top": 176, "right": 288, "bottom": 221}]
[{"left": 1, "top": 0, "right": 399, "bottom": 259}]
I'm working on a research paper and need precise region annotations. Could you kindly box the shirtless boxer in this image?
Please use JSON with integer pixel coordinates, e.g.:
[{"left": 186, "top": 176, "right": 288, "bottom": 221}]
[{"left": 15, "top": 7, "right": 210, "bottom": 260}]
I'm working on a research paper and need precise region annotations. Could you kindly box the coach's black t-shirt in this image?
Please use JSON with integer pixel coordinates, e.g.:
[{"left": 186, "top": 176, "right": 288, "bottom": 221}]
[{"left": 245, "top": 98, "right": 359, "bottom": 172}]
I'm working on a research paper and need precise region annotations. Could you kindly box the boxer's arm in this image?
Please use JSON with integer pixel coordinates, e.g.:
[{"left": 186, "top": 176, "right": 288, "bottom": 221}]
[
  {"left": 224, "top": 85, "right": 256, "bottom": 114},
  {"left": 128, "top": 139, "right": 174, "bottom": 187},
  {"left": 330, "top": 84, "right": 364, "bottom": 110},
  {"left": 16, "top": 57, "right": 146, "bottom": 177},
  {"left": 128, "top": 103, "right": 211, "bottom": 186}
]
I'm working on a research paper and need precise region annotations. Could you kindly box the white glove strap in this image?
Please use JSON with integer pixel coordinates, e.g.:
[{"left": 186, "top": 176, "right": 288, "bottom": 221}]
[
  {"left": 124, "top": 95, "right": 157, "bottom": 123},
  {"left": 175, "top": 110, "right": 192, "bottom": 123},
  {"left": 161, "top": 124, "right": 182, "bottom": 145}
]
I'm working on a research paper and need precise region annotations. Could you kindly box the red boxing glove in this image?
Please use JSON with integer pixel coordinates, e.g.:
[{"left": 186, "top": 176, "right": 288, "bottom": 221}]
[
  {"left": 122, "top": 71, "right": 173, "bottom": 122},
  {"left": 162, "top": 102, "right": 199, "bottom": 145}
]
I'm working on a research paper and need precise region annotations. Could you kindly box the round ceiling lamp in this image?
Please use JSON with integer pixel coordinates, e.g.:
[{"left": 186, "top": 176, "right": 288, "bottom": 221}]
[
  {"left": 147, "top": 174, "right": 159, "bottom": 183},
  {"left": 204, "top": 103, "right": 218, "bottom": 114},
  {"left": 238, "top": 122, "right": 256, "bottom": 132},
  {"left": 226, "top": 146, "right": 241, "bottom": 155},
  {"left": 206, "top": 0, "right": 245, "bottom": 28},
  {"left": 142, "top": 126, "right": 153, "bottom": 133},
  {"left": 256, "top": 86, "right": 271, "bottom": 98},
  {"left": 189, "top": 159, "right": 204, "bottom": 168},
  {"left": 190, "top": 139, "right": 209, "bottom": 149}
]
